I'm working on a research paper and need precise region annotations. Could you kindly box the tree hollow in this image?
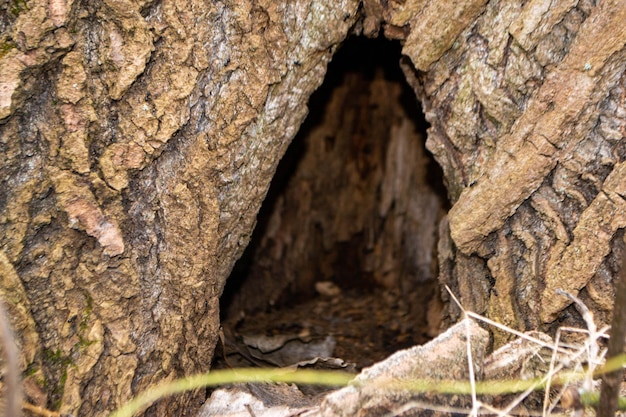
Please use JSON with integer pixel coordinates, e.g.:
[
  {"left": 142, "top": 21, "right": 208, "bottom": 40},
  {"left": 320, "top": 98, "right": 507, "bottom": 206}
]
[{"left": 218, "top": 37, "right": 449, "bottom": 369}]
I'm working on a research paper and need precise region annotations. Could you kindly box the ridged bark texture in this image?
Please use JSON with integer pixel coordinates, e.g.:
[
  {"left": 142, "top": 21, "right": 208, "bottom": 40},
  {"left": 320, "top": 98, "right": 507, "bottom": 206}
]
[{"left": 1, "top": 0, "right": 625, "bottom": 415}]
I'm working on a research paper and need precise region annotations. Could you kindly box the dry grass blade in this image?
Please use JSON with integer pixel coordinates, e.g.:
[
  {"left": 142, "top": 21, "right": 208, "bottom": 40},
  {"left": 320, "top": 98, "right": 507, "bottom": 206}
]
[
  {"left": 464, "top": 310, "right": 572, "bottom": 356},
  {"left": 444, "top": 285, "right": 622, "bottom": 417},
  {"left": 109, "top": 368, "right": 355, "bottom": 417},
  {"left": 0, "top": 298, "right": 21, "bottom": 417},
  {"left": 465, "top": 317, "right": 480, "bottom": 416},
  {"left": 445, "top": 285, "right": 481, "bottom": 415},
  {"left": 555, "top": 289, "right": 606, "bottom": 391},
  {"left": 385, "top": 400, "right": 547, "bottom": 417},
  {"left": 110, "top": 286, "right": 626, "bottom": 417}
]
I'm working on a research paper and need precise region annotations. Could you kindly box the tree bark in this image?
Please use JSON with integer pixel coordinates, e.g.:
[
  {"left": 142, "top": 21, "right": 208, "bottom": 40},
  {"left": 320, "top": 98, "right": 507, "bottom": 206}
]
[
  {"left": 1, "top": 0, "right": 359, "bottom": 415},
  {"left": 402, "top": 0, "right": 626, "bottom": 345},
  {"left": 1, "top": 0, "right": 625, "bottom": 415}
]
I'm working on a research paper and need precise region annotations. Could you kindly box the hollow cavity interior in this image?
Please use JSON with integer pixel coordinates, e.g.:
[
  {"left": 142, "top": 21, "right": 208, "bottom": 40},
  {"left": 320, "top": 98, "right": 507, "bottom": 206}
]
[{"left": 218, "top": 37, "right": 449, "bottom": 369}]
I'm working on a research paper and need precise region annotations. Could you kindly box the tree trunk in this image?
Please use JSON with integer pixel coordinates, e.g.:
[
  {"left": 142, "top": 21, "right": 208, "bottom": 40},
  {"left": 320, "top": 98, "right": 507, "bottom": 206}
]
[
  {"left": 1, "top": 0, "right": 359, "bottom": 414},
  {"left": 407, "top": 0, "right": 626, "bottom": 346},
  {"left": 1, "top": 0, "right": 624, "bottom": 415}
]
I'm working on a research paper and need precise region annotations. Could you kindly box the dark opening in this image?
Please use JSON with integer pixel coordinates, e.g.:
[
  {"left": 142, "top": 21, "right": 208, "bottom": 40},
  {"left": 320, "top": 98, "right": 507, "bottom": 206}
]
[{"left": 217, "top": 36, "right": 449, "bottom": 371}]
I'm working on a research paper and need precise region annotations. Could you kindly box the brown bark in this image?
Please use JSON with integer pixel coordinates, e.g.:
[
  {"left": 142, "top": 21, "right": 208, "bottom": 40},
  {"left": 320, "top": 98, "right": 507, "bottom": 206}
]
[
  {"left": 1, "top": 0, "right": 359, "bottom": 415},
  {"left": 1, "top": 0, "right": 625, "bottom": 415},
  {"left": 406, "top": 0, "right": 626, "bottom": 345}
]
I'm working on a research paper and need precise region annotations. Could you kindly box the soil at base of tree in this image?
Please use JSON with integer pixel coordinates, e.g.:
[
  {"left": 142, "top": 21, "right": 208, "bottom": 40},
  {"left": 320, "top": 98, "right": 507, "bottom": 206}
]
[{"left": 214, "top": 284, "right": 440, "bottom": 371}]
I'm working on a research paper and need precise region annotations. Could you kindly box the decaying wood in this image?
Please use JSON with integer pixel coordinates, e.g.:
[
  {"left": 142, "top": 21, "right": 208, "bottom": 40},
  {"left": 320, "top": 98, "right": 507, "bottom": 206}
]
[
  {"left": 1, "top": 0, "right": 625, "bottom": 414},
  {"left": 318, "top": 319, "right": 489, "bottom": 417},
  {"left": 225, "top": 44, "right": 444, "bottom": 327},
  {"left": 201, "top": 318, "right": 489, "bottom": 417}
]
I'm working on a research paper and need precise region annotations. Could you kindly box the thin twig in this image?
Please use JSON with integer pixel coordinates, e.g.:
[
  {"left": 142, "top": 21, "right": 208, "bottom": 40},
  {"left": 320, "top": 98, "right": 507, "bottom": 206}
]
[
  {"left": 465, "top": 317, "right": 480, "bottom": 417},
  {"left": 245, "top": 403, "right": 258, "bottom": 417},
  {"left": 543, "top": 330, "right": 561, "bottom": 417},
  {"left": 464, "top": 310, "right": 571, "bottom": 355},
  {"left": 445, "top": 286, "right": 481, "bottom": 415},
  {"left": 598, "top": 253, "right": 626, "bottom": 417},
  {"left": 386, "top": 399, "right": 550, "bottom": 417},
  {"left": 555, "top": 289, "right": 604, "bottom": 391}
]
